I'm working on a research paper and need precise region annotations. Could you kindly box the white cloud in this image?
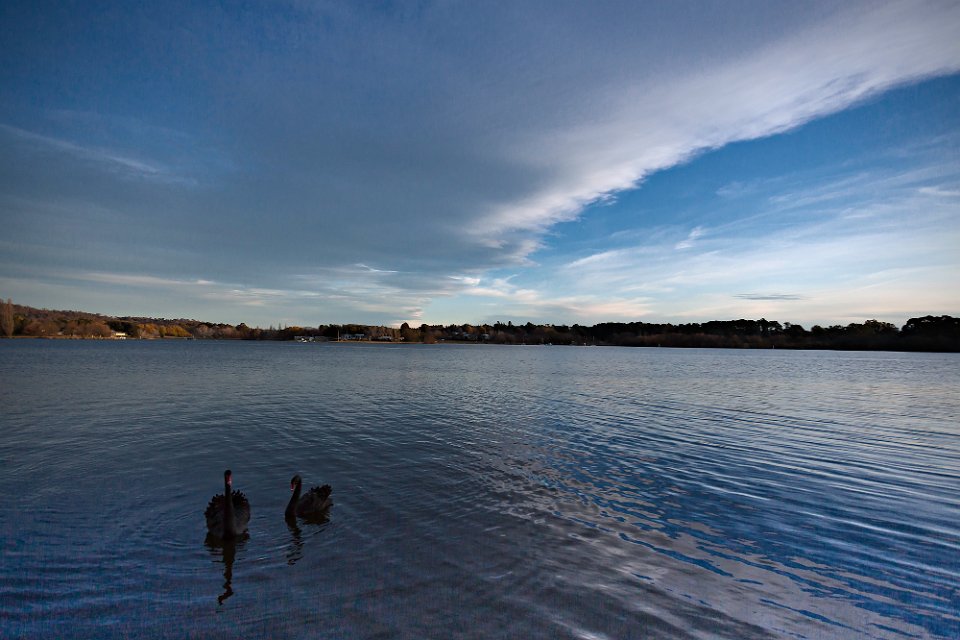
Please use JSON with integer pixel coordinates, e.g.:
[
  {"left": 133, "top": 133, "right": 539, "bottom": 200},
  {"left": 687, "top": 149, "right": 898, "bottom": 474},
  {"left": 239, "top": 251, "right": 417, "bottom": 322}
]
[
  {"left": 675, "top": 227, "right": 706, "bottom": 250},
  {"left": 566, "top": 249, "right": 631, "bottom": 270},
  {"left": 75, "top": 272, "right": 214, "bottom": 289},
  {"left": 918, "top": 186, "right": 960, "bottom": 197},
  {"left": 472, "top": 2, "right": 960, "bottom": 249}
]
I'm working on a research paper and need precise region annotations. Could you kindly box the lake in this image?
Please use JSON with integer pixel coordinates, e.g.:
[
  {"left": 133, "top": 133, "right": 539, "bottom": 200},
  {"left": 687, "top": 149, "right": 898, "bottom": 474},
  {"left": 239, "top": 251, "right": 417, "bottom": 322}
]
[{"left": 1, "top": 340, "right": 958, "bottom": 639}]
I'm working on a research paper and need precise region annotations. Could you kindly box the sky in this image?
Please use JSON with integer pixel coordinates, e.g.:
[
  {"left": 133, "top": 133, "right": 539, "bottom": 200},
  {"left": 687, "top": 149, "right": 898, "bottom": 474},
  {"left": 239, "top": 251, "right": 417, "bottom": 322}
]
[{"left": 1, "top": 1, "right": 959, "bottom": 329}]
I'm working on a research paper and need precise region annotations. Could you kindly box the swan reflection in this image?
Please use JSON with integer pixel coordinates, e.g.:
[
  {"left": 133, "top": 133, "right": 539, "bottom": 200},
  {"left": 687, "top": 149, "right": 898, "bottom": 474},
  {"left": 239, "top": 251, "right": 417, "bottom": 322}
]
[
  {"left": 285, "top": 511, "right": 330, "bottom": 566},
  {"left": 205, "top": 532, "right": 248, "bottom": 605},
  {"left": 285, "top": 518, "right": 304, "bottom": 565}
]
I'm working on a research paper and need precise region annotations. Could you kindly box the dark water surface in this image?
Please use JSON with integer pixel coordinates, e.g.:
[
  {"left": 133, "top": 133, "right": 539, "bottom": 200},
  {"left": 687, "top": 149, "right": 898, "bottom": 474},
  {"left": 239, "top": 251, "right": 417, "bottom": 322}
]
[{"left": 1, "top": 340, "right": 958, "bottom": 639}]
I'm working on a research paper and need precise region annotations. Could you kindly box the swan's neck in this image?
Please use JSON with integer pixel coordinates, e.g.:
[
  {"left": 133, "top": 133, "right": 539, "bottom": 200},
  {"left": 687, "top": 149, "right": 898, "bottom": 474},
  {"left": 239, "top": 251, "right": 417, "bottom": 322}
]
[
  {"left": 223, "top": 478, "right": 236, "bottom": 538},
  {"left": 285, "top": 482, "right": 302, "bottom": 519}
]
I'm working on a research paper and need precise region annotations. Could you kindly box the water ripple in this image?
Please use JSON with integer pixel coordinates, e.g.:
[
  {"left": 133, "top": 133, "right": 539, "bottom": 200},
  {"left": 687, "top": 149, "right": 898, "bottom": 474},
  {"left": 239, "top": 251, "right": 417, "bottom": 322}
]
[{"left": 1, "top": 341, "right": 958, "bottom": 638}]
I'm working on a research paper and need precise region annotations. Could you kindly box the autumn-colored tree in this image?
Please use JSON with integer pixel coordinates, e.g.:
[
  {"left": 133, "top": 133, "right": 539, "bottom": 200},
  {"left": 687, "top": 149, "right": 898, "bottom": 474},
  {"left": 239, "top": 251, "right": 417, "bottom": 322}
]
[
  {"left": 421, "top": 327, "right": 437, "bottom": 344},
  {"left": 162, "top": 324, "right": 190, "bottom": 338},
  {"left": 1, "top": 298, "right": 14, "bottom": 337},
  {"left": 138, "top": 323, "right": 161, "bottom": 339},
  {"left": 62, "top": 319, "right": 83, "bottom": 337},
  {"left": 88, "top": 322, "right": 113, "bottom": 338},
  {"left": 22, "top": 319, "right": 60, "bottom": 337},
  {"left": 193, "top": 324, "right": 213, "bottom": 339}
]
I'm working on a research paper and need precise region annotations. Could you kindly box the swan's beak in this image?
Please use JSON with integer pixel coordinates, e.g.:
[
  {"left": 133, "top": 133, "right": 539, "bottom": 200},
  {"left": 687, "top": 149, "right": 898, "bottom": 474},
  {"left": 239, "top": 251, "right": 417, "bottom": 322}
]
[{"left": 290, "top": 484, "right": 295, "bottom": 491}]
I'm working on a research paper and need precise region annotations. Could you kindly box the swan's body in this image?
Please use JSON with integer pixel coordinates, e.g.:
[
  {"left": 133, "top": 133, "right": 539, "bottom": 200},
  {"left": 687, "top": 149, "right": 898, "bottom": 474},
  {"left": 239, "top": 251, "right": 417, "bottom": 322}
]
[
  {"left": 286, "top": 475, "right": 333, "bottom": 519},
  {"left": 205, "top": 470, "right": 250, "bottom": 539}
]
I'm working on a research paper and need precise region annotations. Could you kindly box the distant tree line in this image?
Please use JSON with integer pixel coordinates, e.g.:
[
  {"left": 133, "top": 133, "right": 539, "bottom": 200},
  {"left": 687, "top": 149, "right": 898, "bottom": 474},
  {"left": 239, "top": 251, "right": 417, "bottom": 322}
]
[{"left": 1, "top": 298, "right": 957, "bottom": 352}]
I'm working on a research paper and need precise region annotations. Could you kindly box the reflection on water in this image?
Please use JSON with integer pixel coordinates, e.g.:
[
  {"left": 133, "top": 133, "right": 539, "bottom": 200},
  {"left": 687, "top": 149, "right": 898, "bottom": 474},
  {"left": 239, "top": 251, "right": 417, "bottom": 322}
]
[
  {"left": 204, "top": 533, "right": 248, "bottom": 605},
  {"left": 285, "top": 519, "right": 303, "bottom": 567},
  {"left": 286, "top": 512, "right": 331, "bottom": 566},
  {"left": 1, "top": 341, "right": 958, "bottom": 639}
]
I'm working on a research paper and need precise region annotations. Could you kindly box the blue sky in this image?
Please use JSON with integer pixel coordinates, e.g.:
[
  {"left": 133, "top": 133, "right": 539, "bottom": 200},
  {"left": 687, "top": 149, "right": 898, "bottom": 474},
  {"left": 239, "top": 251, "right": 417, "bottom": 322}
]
[{"left": 1, "top": 1, "right": 958, "bottom": 328}]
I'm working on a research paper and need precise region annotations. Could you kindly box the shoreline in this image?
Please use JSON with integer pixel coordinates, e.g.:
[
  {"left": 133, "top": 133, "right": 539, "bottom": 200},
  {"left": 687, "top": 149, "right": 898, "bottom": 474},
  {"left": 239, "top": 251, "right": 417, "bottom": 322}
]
[{"left": 3, "top": 335, "right": 958, "bottom": 354}]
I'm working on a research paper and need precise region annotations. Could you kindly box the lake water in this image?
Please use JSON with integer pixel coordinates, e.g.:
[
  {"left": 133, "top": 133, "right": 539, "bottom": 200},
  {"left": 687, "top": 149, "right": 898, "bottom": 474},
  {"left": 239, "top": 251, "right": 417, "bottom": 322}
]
[{"left": 1, "top": 340, "right": 958, "bottom": 639}]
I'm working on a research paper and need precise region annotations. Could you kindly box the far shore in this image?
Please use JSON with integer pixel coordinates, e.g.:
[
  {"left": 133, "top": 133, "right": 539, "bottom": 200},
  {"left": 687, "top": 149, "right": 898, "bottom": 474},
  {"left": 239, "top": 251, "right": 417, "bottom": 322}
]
[
  {"left": 4, "top": 333, "right": 958, "bottom": 353},
  {"left": 3, "top": 300, "right": 957, "bottom": 352}
]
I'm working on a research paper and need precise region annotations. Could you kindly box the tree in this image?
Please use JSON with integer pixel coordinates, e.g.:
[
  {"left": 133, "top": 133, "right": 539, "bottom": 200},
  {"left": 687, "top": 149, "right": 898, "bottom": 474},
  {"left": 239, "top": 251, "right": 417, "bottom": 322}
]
[
  {"left": 88, "top": 321, "right": 113, "bottom": 338},
  {"left": 862, "top": 319, "right": 898, "bottom": 334},
  {"left": 902, "top": 315, "right": 960, "bottom": 338},
  {"left": 783, "top": 322, "right": 807, "bottom": 339},
  {"left": 22, "top": 319, "right": 60, "bottom": 337},
  {"left": 1, "top": 298, "right": 14, "bottom": 337},
  {"left": 900, "top": 315, "right": 960, "bottom": 351},
  {"left": 161, "top": 324, "right": 191, "bottom": 338},
  {"left": 419, "top": 323, "right": 438, "bottom": 344},
  {"left": 138, "top": 323, "right": 161, "bottom": 339},
  {"left": 400, "top": 322, "right": 418, "bottom": 342}
]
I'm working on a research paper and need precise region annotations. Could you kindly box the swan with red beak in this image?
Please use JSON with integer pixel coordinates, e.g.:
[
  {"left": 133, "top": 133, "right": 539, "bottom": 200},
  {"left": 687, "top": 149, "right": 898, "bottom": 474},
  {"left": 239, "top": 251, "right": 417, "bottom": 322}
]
[
  {"left": 286, "top": 475, "right": 333, "bottom": 519},
  {"left": 205, "top": 469, "right": 251, "bottom": 539}
]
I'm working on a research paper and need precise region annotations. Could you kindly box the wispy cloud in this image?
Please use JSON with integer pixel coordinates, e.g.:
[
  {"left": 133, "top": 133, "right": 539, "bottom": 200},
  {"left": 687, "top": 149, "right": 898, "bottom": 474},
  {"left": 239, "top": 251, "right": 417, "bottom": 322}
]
[
  {"left": 675, "top": 227, "right": 706, "bottom": 250},
  {"left": 566, "top": 249, "right": 631, "bottom": 270},
  {"left": 918, "top": 186, "right": 960, "bottom": 197},
  {"left": 530, "top": 156, "right": 960, "bottom": 325},
  {"left": 76, "top": 272, "right": 216, "bottom": 289},
  {"left": 0, "top": 124, "right": 188, "bottom": 183},
  {"left": 735, "top": 294, "right": 806, "bottom": 301}
]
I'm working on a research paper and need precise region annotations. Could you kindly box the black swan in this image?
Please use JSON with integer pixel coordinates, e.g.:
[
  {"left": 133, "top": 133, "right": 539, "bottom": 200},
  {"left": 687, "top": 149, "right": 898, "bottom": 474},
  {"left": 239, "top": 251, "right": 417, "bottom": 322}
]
[
  {"left": 205, "top": 469, "right": 251, "bottom": 539},
  {"left": 286, "top": 475, "right": 333, "bottom": 519}
]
